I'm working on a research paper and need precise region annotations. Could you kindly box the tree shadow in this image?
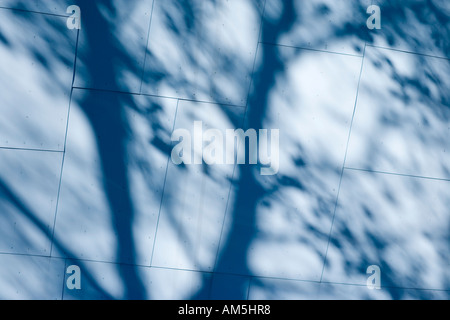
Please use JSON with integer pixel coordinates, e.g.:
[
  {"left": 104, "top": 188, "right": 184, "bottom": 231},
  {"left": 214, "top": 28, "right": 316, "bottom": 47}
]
[{"left": 0, "top": 0, "right": 449, "bottom": 300}]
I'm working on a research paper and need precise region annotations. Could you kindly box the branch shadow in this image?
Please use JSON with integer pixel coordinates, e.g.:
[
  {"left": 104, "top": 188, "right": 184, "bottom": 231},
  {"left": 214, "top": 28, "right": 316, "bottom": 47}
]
[{"left": 0, "top": 0, "right": 449, "bottom": 300}]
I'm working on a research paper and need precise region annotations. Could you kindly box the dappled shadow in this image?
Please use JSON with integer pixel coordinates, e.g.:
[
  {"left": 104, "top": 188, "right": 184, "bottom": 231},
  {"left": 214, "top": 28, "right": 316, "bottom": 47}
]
[{"left": 0, "top": 0, "right": 448, "bottom": 300}]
